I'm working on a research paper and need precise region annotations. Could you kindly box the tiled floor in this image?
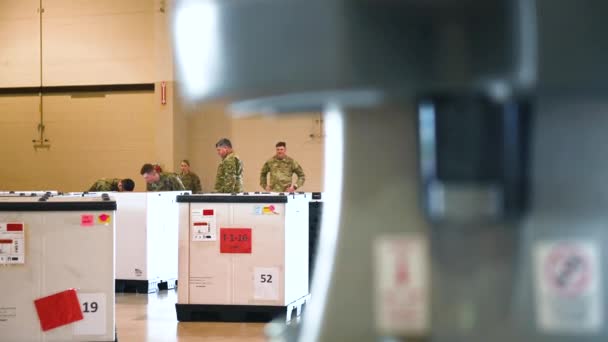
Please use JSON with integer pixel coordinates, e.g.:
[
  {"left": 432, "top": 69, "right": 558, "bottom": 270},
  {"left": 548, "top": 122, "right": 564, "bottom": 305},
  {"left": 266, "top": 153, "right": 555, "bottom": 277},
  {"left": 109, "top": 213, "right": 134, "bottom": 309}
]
[{"left": 115, "top": 290, "right": 266, "bottom": 342}]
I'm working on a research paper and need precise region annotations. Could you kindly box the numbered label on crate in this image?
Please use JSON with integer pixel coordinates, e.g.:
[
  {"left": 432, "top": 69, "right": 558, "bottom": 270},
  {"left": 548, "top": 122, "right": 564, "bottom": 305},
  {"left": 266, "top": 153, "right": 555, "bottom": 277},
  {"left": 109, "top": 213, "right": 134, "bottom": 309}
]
[
  {"left": 220, "top": 228, "right": 252, "bottom": 253},
  {"left": 374, "top": 233, "right": 429, "bottom": 336},
  {"left": 534, "top": 240, "right": 603, "bottom": 334},
  {"left": 0, "top": 223, "right": 25, "bottom": 264},
  {"left": 254, "top": 267, "right": 280, "bottom": 300},
  {"left": 191, "top": 209, "right": 217, "bottom": 241},
  {"left": 73, "top": 293, "right": 106, "bottom": 336}
]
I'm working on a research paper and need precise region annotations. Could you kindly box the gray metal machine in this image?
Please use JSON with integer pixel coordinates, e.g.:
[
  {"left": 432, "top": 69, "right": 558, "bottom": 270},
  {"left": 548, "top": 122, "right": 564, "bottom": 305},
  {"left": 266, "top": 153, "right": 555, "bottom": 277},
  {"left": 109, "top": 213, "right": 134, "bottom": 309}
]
[{"left": 172, "top": 0, "right": 608, "bottom": 340}]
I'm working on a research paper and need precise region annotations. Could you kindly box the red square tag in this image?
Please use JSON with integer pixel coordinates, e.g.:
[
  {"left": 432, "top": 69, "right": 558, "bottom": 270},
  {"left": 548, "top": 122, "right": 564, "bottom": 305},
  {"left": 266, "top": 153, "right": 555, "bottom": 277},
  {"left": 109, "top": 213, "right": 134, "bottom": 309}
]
[
  {"left": 34, "top": 289, "right": 84, "bottom": 331},
  {"left": 6, "top": 223, "right": 23, "bottom": 231},
  {"left": 220, "top": 228, "right": 252, "bottom": 253}
]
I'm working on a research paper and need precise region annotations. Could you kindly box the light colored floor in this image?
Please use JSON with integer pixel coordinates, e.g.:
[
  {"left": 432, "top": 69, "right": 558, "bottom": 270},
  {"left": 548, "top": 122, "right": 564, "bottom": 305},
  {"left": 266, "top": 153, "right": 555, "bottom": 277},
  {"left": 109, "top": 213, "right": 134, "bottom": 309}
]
[{"left": 115, "top": 290, "right": 266, "bottom": 342}]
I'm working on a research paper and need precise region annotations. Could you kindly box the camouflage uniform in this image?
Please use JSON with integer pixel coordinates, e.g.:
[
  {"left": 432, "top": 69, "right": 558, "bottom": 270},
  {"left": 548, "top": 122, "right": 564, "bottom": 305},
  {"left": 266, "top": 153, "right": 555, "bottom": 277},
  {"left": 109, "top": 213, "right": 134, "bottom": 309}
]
[
  {"left": 146, "top": 172, "right": 185, "bottom": 191},
  {"left": 179, "top": 172, "right": 202, "bottom": 193},
  {"left": 89, "top": 178, "right": 121, "bottom": 192},
  {"left": 260, "top": 156, "right": 305, "bottom": 192},
  {"left": 214, "top": 152, "right": 244, "bottom": 193}
]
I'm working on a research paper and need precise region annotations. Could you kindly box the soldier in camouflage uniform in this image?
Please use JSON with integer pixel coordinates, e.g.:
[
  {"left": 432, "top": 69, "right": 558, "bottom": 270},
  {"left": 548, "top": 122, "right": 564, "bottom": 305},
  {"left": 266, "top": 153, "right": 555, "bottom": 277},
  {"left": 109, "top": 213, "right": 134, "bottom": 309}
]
[
  {"left": 88, "top": 178, "right": 135, "bottom": 192},
  {"left": 140, "top": 163, "right": 186, "bottom": 191},
  {"left": 214, "top": 138, "right": 244, "bottom": 193},
  {"left": 179, "top": 159, "right": 202, "bottom": 193},
  {"left": 260, "top": 141, "right": 305, "bottom": 192}
]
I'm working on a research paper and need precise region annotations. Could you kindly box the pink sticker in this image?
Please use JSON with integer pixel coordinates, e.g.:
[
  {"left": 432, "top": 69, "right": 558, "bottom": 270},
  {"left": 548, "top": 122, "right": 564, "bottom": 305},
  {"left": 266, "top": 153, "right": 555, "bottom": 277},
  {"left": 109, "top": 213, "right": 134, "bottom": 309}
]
[{"left": 81, "top": 215, "right": 94, "bottom": 227}]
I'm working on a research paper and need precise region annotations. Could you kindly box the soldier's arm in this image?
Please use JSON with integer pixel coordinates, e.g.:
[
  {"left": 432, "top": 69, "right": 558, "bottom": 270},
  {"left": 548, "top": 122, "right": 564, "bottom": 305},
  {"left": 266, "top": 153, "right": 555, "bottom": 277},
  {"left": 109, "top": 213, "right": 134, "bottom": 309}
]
[
  {"left": 293, "top": 161, "right": 306, "bottom": 189},
  {"left": 259, "top": 161, "right": 270, "bottom": 189},
  {"left": 223, "top": 159, "right": 238, "bottom": 193},
  {"left": 214, "top": 164, "right": 223, "bottom": 192},
  {"left": 193, "top": 175, "right": 202, "bottom": 193},
  {"left": 174, "top": 176, "right": 186, "bottom": 191}
]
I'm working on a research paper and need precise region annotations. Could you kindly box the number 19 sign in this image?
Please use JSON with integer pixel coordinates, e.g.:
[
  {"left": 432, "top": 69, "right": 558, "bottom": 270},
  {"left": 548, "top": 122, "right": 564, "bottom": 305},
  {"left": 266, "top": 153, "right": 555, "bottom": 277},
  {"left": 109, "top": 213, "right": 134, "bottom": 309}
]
[{"left": 220, "top": 228, "right": 252, "bottom": 253}]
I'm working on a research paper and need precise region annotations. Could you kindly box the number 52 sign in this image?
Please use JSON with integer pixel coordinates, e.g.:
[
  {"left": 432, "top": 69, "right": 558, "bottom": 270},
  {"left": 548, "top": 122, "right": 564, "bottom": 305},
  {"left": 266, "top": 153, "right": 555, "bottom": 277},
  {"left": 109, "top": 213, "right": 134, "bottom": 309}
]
[
  {"left": 254, "top": 267, "right": 280, "bottom": 301},
  {"left": 73, "top": 293, "right": 106, "bottom": 336}
]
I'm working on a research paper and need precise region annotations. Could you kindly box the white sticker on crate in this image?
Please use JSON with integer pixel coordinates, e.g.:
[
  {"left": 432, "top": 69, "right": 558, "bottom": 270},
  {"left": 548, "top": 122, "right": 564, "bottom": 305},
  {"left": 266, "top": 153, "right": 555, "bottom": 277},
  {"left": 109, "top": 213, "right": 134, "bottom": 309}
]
[
  {"left": 191, "top": 209, "right": 217, "bottom": 241},
  {"left": 534, "top": 240, "right": 603, "bottom": 334},
  {"left": 254, "top": 267, "right": 280, "bottom": 301},
  {"left": 374, "top": 233, "right": 429, "bottom": 336},
  {"left": 73, "top": 293, "right": 107, "bottom": 336},
  {"left": 0, "top": 223, "right": 25, "bottom": 265}
]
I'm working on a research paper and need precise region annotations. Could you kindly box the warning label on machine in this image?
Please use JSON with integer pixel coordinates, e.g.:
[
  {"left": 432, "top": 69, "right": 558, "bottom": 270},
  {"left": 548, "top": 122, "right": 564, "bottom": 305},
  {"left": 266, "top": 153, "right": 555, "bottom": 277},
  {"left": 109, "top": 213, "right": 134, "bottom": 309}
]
[
  {"left": 0, "top": 223, "right": 25, "bottom": 264},
  {"left": 534, "top": 240, "right": 603, "bottom": 334},
  {"left": 191, "top": 209, "right": 217, "bottom": 242}
]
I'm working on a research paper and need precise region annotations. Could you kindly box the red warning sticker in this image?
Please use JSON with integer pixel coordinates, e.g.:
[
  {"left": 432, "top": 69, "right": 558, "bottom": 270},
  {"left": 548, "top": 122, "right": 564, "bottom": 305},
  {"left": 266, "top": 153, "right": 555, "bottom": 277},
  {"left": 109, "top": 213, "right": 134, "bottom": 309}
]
[
  {"left": 34, "top": 289, "right": 84, "bottom": 331},
  {"left": 6, "top": 223, "right": 23, "bottom": 231},
  {"left": 81, "top": 215, "right": 94, "bottom": 227},
  {"left": 220, "top": 228, "right": 252, "bottom": 254}
]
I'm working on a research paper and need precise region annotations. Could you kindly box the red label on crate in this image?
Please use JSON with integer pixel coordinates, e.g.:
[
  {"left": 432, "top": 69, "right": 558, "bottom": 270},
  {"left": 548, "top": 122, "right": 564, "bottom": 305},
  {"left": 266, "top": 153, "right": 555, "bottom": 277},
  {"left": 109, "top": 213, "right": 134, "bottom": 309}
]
[
  {"left": 203, "top": 209, "right": 214, "bottom": 216},
  {"left": 34, "top": 289, "right": 84, "bottom": 331},
  {"left": 220, "top": 228, "right": 252, "bottom": 253},
  {"left": 81, "top": 215, "right": 94, "bottom": 227},
  {"left": 6, "top": 223, "right": 23, "bottom": 231}
]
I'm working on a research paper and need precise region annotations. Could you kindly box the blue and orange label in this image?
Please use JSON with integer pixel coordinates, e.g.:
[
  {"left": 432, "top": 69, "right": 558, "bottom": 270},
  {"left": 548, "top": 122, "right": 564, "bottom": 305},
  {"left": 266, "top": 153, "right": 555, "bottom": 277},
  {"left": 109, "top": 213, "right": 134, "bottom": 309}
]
[{"left": 254, "top": 205, "right": 279, "bottom": 215}]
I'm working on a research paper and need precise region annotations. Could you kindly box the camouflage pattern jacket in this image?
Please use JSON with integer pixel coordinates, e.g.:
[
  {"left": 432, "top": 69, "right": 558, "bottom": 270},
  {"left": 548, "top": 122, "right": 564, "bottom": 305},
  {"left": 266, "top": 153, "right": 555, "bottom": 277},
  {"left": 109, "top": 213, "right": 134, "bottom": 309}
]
[
  {"left": 146, "top": 172, "right": 185, "bottom": 191},
  {"left": 214, "top": 152, "right": 244, "bottom": 193},
  {"left": 89, "top": 178, "right": 120, "bottom": 192},
  {"left": 179, "top": 172, "right": 202, "bottom": 193},
  {"left": 260, "top": 155, "right": 305, "bottom": 192}
]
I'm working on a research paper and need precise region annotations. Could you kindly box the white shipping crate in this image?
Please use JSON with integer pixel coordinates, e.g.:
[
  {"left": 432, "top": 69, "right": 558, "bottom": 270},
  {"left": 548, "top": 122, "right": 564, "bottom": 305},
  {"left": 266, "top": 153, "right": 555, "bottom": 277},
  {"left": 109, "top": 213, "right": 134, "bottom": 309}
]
[
  {"left": 114, "top": 191, "right": 187, "bottom": 292},
  {"left": 176, "top": 193, "right": 310, "bottom": 322},
  {"left": 0, "top": 195, "right": 116, "bottom": 342},
  {"left": 64, "top": 191, "right": 187, "bottom": 293}
]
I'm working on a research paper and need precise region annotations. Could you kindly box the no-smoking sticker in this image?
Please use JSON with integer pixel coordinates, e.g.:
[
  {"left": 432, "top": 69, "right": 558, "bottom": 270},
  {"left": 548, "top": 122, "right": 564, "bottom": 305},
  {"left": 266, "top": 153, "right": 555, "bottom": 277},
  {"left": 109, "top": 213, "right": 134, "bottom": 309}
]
[
  {"left": 545, "top": 245, "right": 591, "bottom": 296},
  {"left": 374, "top": 233, "right": 429, "bottom": 336},
  {"left": 534, "top": 240, "right": 603, "bottom": 334}
]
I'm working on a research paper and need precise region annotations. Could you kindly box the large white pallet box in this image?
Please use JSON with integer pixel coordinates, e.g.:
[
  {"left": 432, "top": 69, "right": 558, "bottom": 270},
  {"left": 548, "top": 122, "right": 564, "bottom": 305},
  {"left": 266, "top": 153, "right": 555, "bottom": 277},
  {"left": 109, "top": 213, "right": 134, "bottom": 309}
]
[
  {"left": 0, "top": 194, "right": 116, "bottom": 341},
  {"left": 62, "top": 191, "right": 188, "bottom": 293},
  {"left": 113, "top": 191, "right": 187, "bottom": 293},
  {"left": 176, "top": 193, "right": 310, "bottom": 322}
]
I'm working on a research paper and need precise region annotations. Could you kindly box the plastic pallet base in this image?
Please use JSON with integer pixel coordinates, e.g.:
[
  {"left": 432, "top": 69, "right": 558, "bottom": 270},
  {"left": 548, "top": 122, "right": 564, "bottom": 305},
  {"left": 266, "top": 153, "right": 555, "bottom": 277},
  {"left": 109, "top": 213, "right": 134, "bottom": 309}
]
[
  {"left": 158, "top": 279, "right": 177, "bottom": 291},
  {"left": 115, "top": 279, "right": 158, "bottom": 294},
  {"left": 176, "top": 295, "right": 309, "bottom": 323},
  {"left": 176, "top": 304, "right": 285, "bottom": 322}
]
